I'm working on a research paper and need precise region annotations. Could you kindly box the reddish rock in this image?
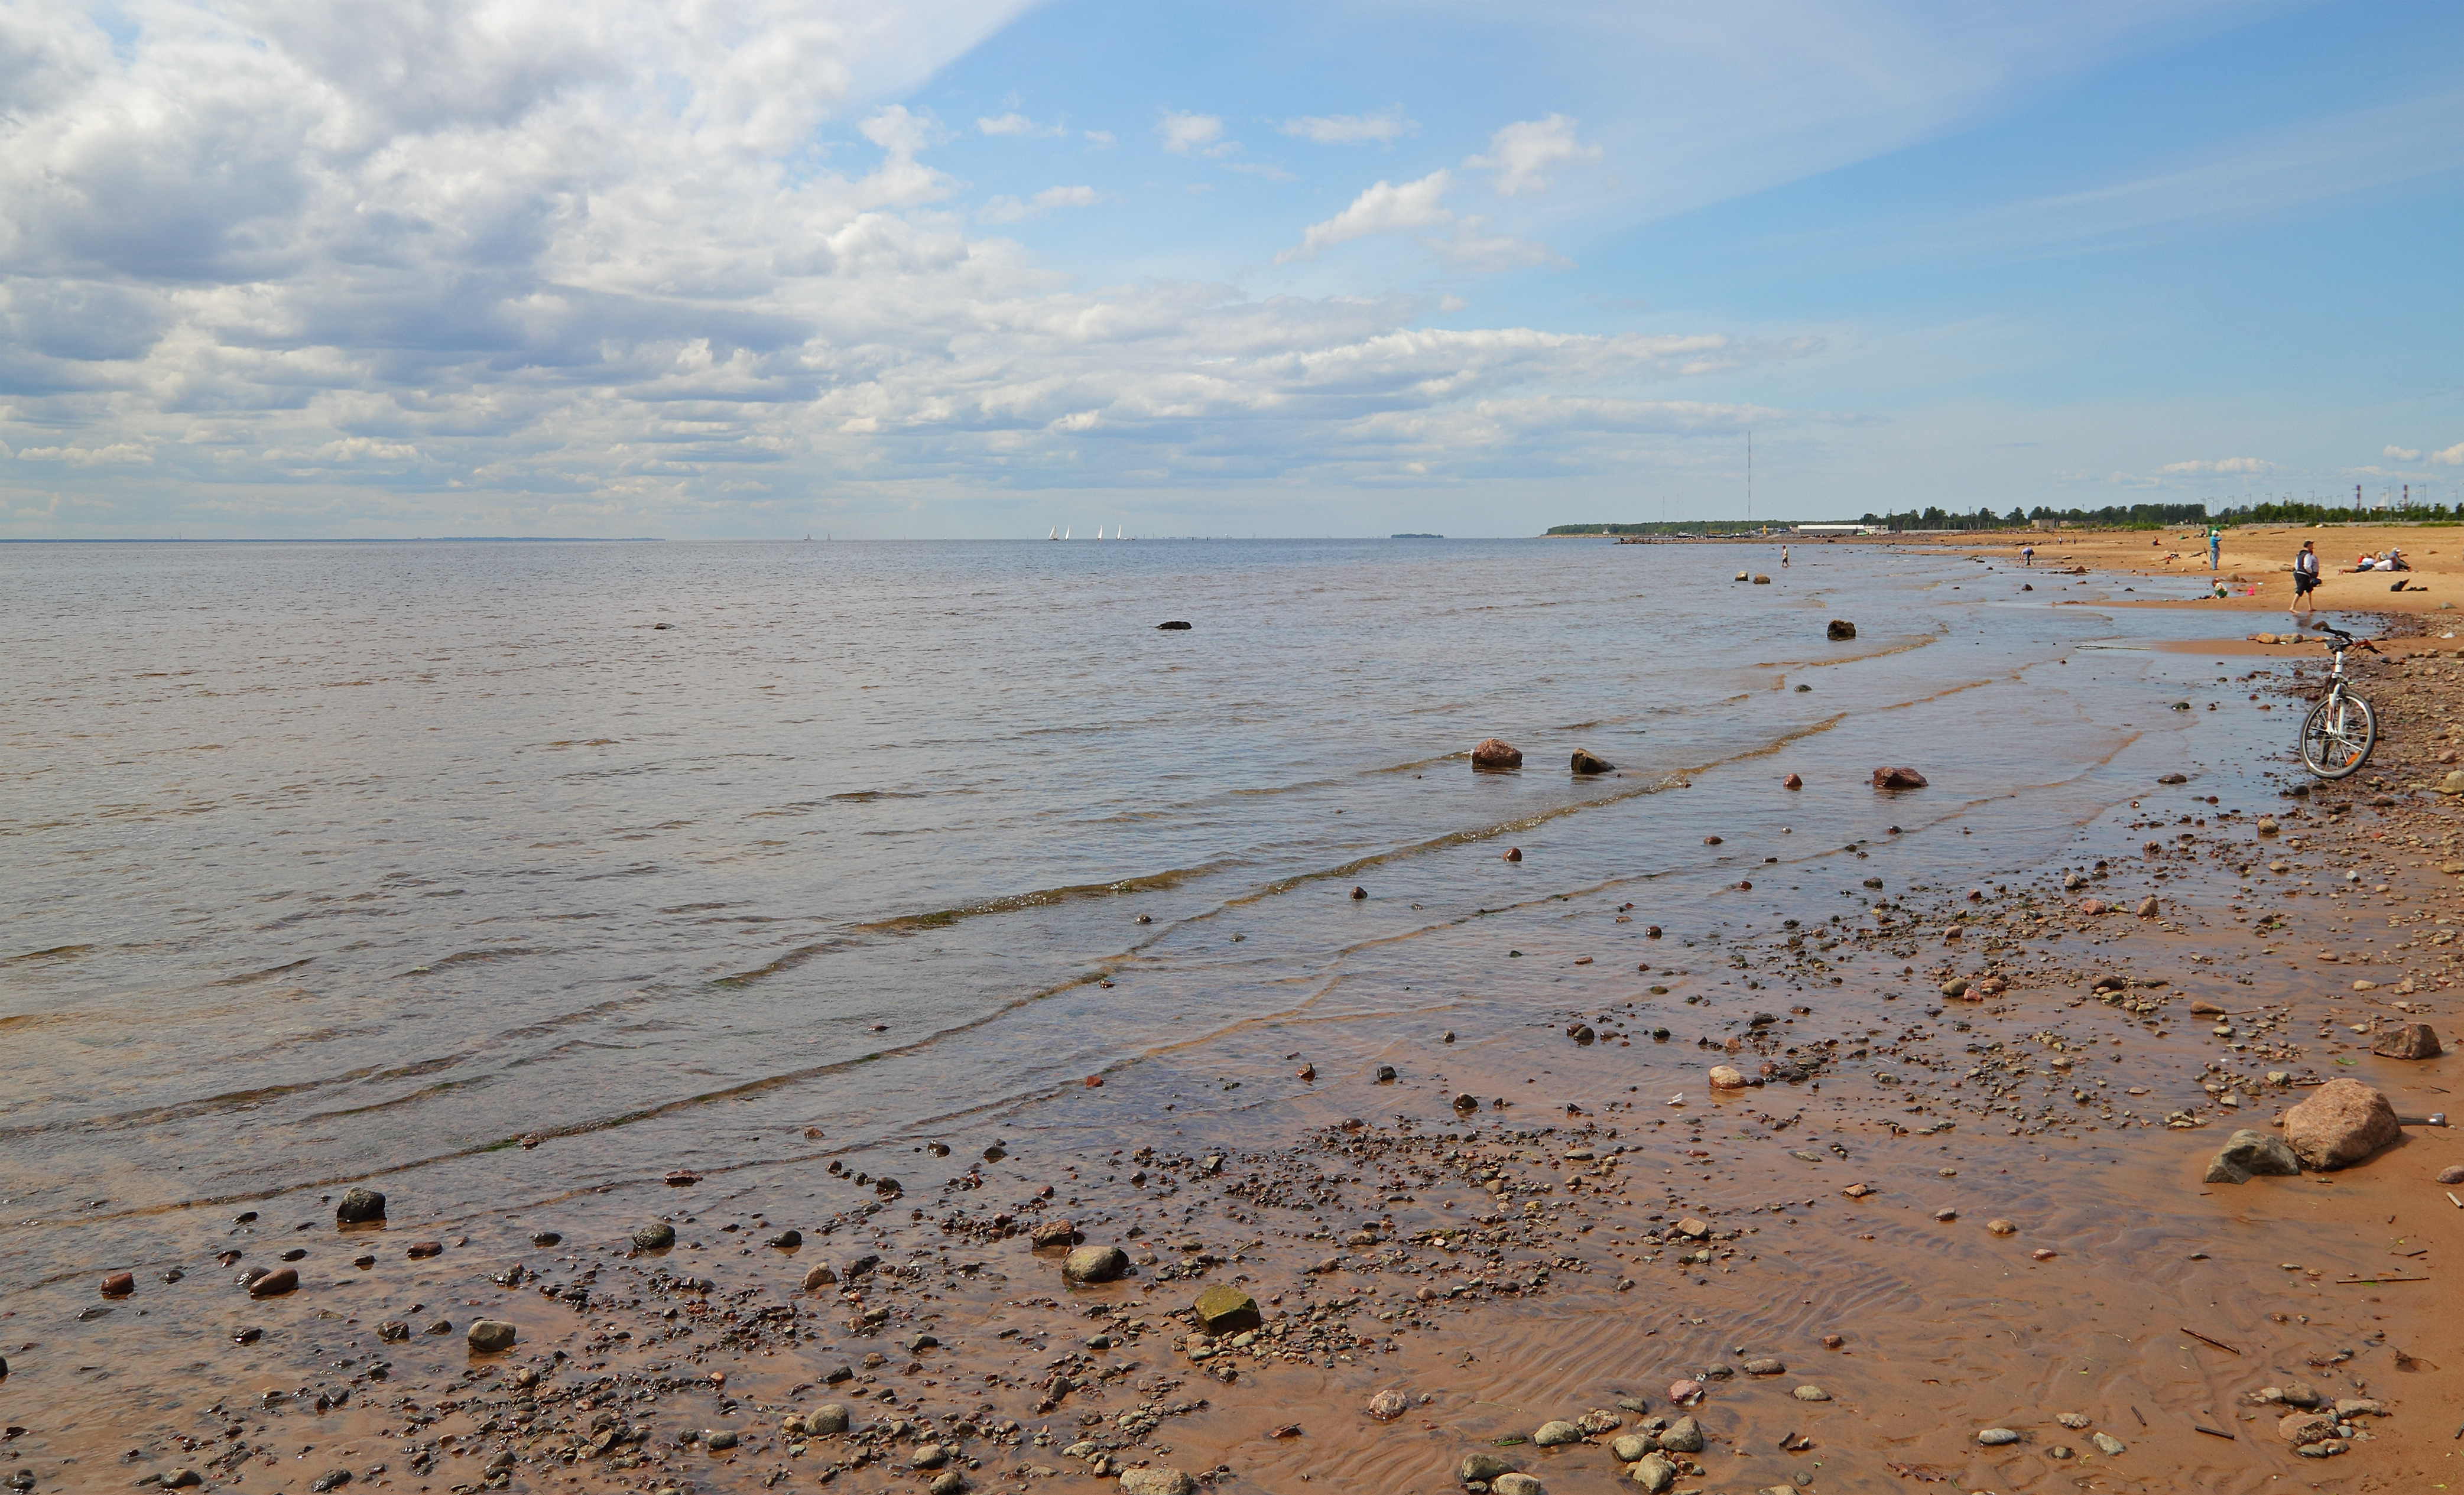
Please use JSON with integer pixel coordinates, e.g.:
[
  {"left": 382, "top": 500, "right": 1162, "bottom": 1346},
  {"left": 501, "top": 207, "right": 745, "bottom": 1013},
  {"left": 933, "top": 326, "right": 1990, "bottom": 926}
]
[
  {"left": 2371, "top": 1023, "right": 2442, "bottom": 1060},
  {"left": 1783, "top": 773, "right": 1802, "bottom": 789},
  {"left": 1028, "top": 1218, "right": 1079, "bottom": 1249},
  {"left": 1503, "top": 846, "right": 1522, "bottom": 862},
  {"left": 100, "top": 1272, "right": 135, "bottom": 1297},
  {"left": 2282, "top": 1079, "right": 2401, "bottom": 1171},
  {"left": 1872, "top": 766, "right": 1928, "bottom": 790},
  {"left": 248, "top": 1267, "right": 299, "bottom": 1298},
  {"left": 801, "top": 1263, "right": 838, "bottom": 1290},
  {"left": 1471, "top": 737, "right": 1524, "bottom": 770}
]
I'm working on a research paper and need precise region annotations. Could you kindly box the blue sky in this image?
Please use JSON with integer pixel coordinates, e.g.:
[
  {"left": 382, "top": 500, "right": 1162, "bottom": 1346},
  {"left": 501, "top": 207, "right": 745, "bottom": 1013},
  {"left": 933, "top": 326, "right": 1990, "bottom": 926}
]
[{"left": 2, "top": 0, "right": 2458, "bottom": 537}]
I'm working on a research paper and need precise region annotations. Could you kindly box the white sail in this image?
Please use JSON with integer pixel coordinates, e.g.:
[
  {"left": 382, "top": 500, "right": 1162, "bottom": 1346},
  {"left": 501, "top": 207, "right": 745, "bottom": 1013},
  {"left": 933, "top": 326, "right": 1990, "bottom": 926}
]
[{"left": 1048, "top": 527, "right": 1057, "bottom": 540}]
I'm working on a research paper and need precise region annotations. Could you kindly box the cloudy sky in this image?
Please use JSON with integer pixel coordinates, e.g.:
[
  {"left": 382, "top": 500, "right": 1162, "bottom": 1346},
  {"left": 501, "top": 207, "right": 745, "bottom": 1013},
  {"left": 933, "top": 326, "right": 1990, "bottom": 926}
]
[{"left": 3, "top": 0, "right": 2459, "bottom": 538}]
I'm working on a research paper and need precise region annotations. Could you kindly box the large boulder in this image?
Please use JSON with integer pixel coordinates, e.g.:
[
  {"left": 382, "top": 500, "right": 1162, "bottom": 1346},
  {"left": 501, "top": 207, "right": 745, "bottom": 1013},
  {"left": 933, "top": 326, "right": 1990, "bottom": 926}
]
[
  {"left": 2282, "top": 1080, "right": 2401, "bottom": 1171},
  {"left": 2371, "top": 1023, "right": 2442, "bottom": 1060},
  {"left": 1872, "top": 766, "right": 1928, "bottom": 790},
  {"left": 2204, "top": 1128, "right": 2301, "bottom": 1184},
  {"left": 1472, "top": 738, "right": 1524, "bottom": 770}
]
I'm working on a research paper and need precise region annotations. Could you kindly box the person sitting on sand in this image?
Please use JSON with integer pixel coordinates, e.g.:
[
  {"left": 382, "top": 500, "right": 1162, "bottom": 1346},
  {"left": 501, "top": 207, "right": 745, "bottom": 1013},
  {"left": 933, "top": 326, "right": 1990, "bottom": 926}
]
[
  {"left": 2385, "top": 547, "right": 2409, "bottom": 572},
  {"left": 2291, "top": 540, "right": 2320, "bottom": 616}
]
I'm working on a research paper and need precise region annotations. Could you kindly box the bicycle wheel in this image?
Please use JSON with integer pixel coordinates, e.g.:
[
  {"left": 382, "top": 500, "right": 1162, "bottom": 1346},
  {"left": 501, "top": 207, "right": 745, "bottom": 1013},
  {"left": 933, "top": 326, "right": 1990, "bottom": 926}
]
[{"left": 2299, "top": 692, "right": 2376, "bottom": 779}]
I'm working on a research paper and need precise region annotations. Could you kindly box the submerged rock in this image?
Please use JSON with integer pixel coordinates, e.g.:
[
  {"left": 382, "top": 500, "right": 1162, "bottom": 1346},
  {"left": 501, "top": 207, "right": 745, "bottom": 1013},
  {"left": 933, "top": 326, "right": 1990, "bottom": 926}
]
[
  {"left": 1570, "top": 749, "right": 1615, "bottom": 775},
  {"left": 1472, "top": 737, "right": 1524, "bottom": 770},
  {"left": 1826, "top": 619, "right": 1856, "bottom": 640},
  {"left": 1872, "top": 766, "right": 1929, "bottom": 790}
]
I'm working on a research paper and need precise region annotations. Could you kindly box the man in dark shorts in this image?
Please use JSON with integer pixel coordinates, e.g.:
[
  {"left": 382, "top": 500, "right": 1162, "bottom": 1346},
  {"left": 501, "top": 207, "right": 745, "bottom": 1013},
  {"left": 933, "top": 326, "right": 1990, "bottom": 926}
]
[{"left": 2290, "top": 539, "right": 2320, "bottom": 618}]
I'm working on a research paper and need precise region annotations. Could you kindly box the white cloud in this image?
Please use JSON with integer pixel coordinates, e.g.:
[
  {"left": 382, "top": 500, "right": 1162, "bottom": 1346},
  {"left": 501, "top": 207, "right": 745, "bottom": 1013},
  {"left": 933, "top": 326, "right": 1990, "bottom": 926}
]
[
  {"left": 977, "top": 112, "right": 1061, "bottom": 138},
  {"left": 12, "top": 442, "right": 153, "bottom": 466},
  {"left": 2434, "top": 443, "right": 2464, "bottom": 466},
  {"left": 1083, "top": 129, "right": 1116, "bottom": 147},
  {"left": 1278, "top": 171, "right": 1455, "bottom": 262},
  {"left": 980, "top": 185, "right": 1101, "bottom": 223},
  {"left": 1466, "top": 115, "right": 1601, "bottom": 196},
  {"left": 1280, "top": 109, "right": 1417, "bottom": 145},
  {"left": 2158, "top": 457, "right": 2275, "bottom": 474},
  {"left": 1156, "top": 111, "right": 1232, "bottom": 157},
  {"left": 2384, "top": 444, "right": 2421, "bottom": 462},
  {"left": 1426, "top": 218, "right": 1566, "bottom": 272}
]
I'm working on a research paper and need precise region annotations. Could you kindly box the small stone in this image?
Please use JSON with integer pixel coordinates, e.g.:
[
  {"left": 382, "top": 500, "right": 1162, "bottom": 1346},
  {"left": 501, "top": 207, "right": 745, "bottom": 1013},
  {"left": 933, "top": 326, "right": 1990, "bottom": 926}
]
[
  {"left": 1666, "top": 1379, "right": 1703, "bottom": 1405},
  {"left": 2136, "top": 896, "right": 2160, "bottom": 918},
  {"left": 1826, "top": 619, "right": 1856, "bottom": 639},
  {"left": 529, "top": 1230, "right": 561, "bottom": 1247},
  {"left": 1791, "top": 1385, "right": 1830, "bottom": 1402},
  {"left": 2090, "top": 1432, "right": 2126, "bottom": 1455},
  {"left": 407, "top": 1240, "right": 443, "bottom": 1258},
  {"left": 1628, "top": 1454, "right": 1675, "bottom": 1493},
  {"left": 466, "top": 1320, "right": 517, "bottom": 1353},
  {"left": 376, "top": 1319, "right": 409, "bottom": 1341},
  {"left": 1708, "top": 1064, "right": 1747, "bottom": 1089},
  {"left": 1977, "top": 1428, "right": 2021, "bottom": 1446},
  {"left": 2205, "top": 1127, "right": 2301, "bottom": 1184},
  {"left": 1062, "top": 1245, "right": 1128, "bottom": 1283},
  {"left": 1195, "top": 1284, "right": 1261, "bottom": 1335},
  {"left": 1741, "top": 1357, "right": 1784, "bottom": 1375},
  {"left": 1872, "top": 766, "right": 1928, "bottom": 790},
  {"left": 2437, "top": 1164, "right": 2464, "bottom": 1185},
  {"left": 1472, "top": 738, "right": 1524, "bottom": 771},
  {"left": 912, "top": 1444, "right": 949, "bottom": 1468},
  {"left": 1029, "top": 1219, "right": 1078, "bottom": 1249},
  {"left": 1531, "top": 1420, "right": 1582, "bottom": 1447},
  {"left": 1933, "top": 1207, "right": 1957, "bottom": 1222},
  {"left": 248, "top": 1267, "right": 298, "bottom": 1298},
  {"left": 632, "top": 1222, "right": 676, "bottom": 1252},
  {"left": 2296, "top": 1438, "right": 2348, "bottom": 1458},
  {"left": 335, "top": 1188, "right": 386, "bottom": 1225},
  {"left": 2031, "top": 1247, "right": 2057, "bottom": 1261},
  {"left": 1659, "top": 1416, "right": 1704, "bottom": 1453},
  {"left": 2054, "top": 1413, "right": 2090, "bottom": 1429},
  {"left": 2278, "top": 1412, "right": 2336, "bottom": 1446},
  {"left": 1491, "top": 1477, "right": 1542, "bottom": 1495},
  {"left": 706, "top": 1429, "right": 739, "bottom": 1451},
  {"left": 2048, "top": 1445, "right": 2074, "bottom": 1459},
  {"left": 1610, "top": 1434, "right": 1654, "bottom": 1461},
  {"left": 767, "top": 1228, "right": 802, "bottom": 1249},
  {"left": 161, "top": 1473, "right": 203, "bottom": 1490},
  {"left": 802, "top": 1263, "right": 838, "bottom": 1290},
  {"left": 1117, "top": 1468, "right": 1196, "bottom": 1495},
  {"left": 1459, "top": 1451, "right": 1514, "bottom": 1483},
  {"left": 309, "top": 1470, "right": 352, "bottom": 1492},
  {"left": 100, "top": 1272, "right": 135, "bottom": 1297},
  {"left": 806, "top": 1403, "right": 850, "bottom": 1435},
  {"left": 1572, "top": 749, "right": 1615, "bottom": 775},
  {"left": 1986, "top": 1219, "right": 2015, "bottom": 1236},
  {"left": 1820, "top": 1334, "right": 1843, "bottom": 1348}
]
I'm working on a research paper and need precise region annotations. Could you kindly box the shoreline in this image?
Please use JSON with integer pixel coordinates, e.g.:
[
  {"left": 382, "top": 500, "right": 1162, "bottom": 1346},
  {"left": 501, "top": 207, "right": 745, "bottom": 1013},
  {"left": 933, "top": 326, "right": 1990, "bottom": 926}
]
[{"left": 4, "top": 603, "right": 2462, "bottom": 1495}]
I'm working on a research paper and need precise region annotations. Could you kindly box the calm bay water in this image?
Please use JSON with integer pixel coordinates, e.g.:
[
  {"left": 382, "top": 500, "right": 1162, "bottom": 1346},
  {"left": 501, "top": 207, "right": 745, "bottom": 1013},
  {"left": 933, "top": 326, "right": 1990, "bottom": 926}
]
[{"left": 1, "top": 537, "right": 2250, "bottom": 1277}]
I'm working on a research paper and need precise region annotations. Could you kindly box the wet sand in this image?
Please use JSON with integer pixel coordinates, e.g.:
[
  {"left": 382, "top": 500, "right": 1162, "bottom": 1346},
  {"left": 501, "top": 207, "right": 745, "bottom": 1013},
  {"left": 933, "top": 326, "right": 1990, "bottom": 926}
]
[{"left": 6, "top": 621, "right": 2463, "bottom": 1495}]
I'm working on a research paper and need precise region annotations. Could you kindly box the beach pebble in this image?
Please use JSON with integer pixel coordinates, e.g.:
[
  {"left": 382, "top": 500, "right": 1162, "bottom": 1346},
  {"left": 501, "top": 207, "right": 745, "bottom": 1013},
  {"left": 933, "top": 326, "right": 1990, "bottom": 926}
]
[
  {"left": 1783, "top": 773, "right": 1802, "bottom": 789},
  {"left": 2091, "top": 1432, "right": 2126, "bottom": 1455},
  {"left": 802, "top": 1264, "right": 838, "bottom": 1291},
  {"left": 767, "top": 1228, "right": 802, "bottom": 1249},
  {"left": 248, "top": 1268, "right": 298, "bottom": 1298},
  {"left": 1062, "top": 1246, "right": 1128, "bottom": 1283},
  {"left": 1666, "top": 1379, "right": 1703, "bottom": 1406},
  {"left": 2371, "top": 1022, "right": 2443, "bottom": 1060},
  {"left": 161, "top": 1472, "right": 203, "bottom": 1488},
  {"left": 2055, "top": 1413, "right": 2090, "bottom": 1429},
  {"left": 804, "top": 1404, "right": 850, "bottom": 1436},
  {"left": 1792, "top": 1385, "right": 1830, "bottom": 1402},
  {"left": 1196, "top": 1284, "right": 1260, "bottom": 1335},
  {"left": 309, "top": 1470, "right": 353, "bottom": 1491},
  {"left": 1977, "top": 1428, "right": 2021, "bottom": 1445},
  {"left": 1472, "top": 738, "right": 1524, "bottom": 770},
  {"left": 100, "top": 1272, "right": 134, "bottom": 1297},
  {"left": 1986, "top": 1218, "right": 2016, "bottom": 1236},
  {"left": 1628, "top": 1455, "right": 1675, "bottom": 1493},
  {"left": 912, "top": 1444, "right": 948, "bottom": 1468},
  {"left": 632, "top": 1222, "right": 676, "bottom": 1252},
  {"left": 2437, "top": 1164, "right": 2464, "bottom": 1185},
  {"left": 466, "top": 1320, "right": 517, "bottom": 1353},
  {"left": 335, "top": 1188, "right": 386, "bottom": 1224},
  {"left": 1933, "top": 1207, "right": 1957, "bottom": 1221},
  {"left": 1532, "top": 1421, "right": 1582, "bottom": 1447},
  {"left": 1659, "top": 1417, "right": 1704, "bottom": 1453},
  {"left": 1491, "top": 1476, "right": 1543, "bottom": 1495},
  {"left": 1610, "top": 1434, "right": 1655, "bottom": 1461},
  {"left": 2137, "top": 896, "right": 2160, "bottom": 917},
  {"left": 425, "top": 1318, "right": 453, "bottom": 1334},
  {"left": 1708, "top": 1065, "right": 1747, "bottom": 1089},
  {"left": 1030, "top": 1219, "right": 1078, "bottom": 1248},
  {"left": 1459, "top": 1451, "right": 1515, "bottom": 1483},
  {"left": 1741, "top": 1356, "right": 1784, "bottom": 1375},
  {"left": 1365, "top": 1389, "right": 1408, "bottom": 1421},
  {"left": 2205, "top": 1127, "right": 2301, "bottom": 1184},
  {"left": 1117, "top": 1468, "right": 1196, "bottom": 1495},
  {"left": 929, "top": 1474, "right": 965, "bottom": 1495},
  {"left": 1820, "top": 1334, "right": 1843, "bottom": 1348},
  {"left": 2279, "top": 1412, "right": 2338, "bottom": 1446},
  {"left": 377, "top": 1320, "right": 410, "bottom": 1341},
  {"left": 706, "top": 1429, "right": 739, "bottom": 1451},
  {"left": 2283, "top": 1080, "right": 2401, "bottom": 1169},
  {"left": 407, "top": 1240, "right": 443, "bottom": 1258},
  {"left": 1871, "top": 766, "right": 1927, "bottom": 789}
]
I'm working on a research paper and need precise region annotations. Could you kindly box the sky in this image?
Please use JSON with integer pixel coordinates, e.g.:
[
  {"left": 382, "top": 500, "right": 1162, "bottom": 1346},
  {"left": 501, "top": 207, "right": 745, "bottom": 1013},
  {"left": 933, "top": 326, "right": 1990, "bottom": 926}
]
[{"left": 2, "top": 0, "right": 2460, "bottom": 538}]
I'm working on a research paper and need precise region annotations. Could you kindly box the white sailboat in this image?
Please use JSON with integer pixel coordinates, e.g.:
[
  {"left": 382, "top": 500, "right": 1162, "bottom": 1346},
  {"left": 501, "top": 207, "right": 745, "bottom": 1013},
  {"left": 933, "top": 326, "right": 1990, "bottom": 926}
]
[
  {"left": 1048, "top": 526, "right": 1058, "bottom": 541},
  {"left": 1064, "top": 527, "right": 1071, "bottom": 540},
  {"left": 1096, "top": 526, "right": 1106, "bottom": 540}
]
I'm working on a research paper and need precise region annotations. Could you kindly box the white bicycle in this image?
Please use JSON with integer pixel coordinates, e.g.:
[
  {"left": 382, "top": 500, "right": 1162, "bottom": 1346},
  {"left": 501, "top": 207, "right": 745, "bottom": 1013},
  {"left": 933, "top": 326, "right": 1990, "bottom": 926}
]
[{"left": 2297, "top": 622, "right": 2378, "bottom": 780}]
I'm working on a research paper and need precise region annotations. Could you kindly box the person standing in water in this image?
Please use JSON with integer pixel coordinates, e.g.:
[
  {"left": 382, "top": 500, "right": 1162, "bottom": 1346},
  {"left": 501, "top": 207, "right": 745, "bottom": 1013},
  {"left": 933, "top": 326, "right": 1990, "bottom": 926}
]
[
  {"left": 2021, "top": 544, "right": 2035, "bottom": 566},
  {"left": 2290, "top": 539, "right": 2320, "bottom": 618},
  {"left": 1780, "top": 545, "right": 1790, "bottom": 568}
]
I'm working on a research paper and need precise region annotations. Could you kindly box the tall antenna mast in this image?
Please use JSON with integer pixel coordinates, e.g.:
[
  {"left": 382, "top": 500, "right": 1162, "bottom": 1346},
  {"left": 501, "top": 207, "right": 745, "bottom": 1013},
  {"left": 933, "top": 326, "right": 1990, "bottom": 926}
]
[{"left": 1746, "top": 429, "right": 1753, "bottom": 527}]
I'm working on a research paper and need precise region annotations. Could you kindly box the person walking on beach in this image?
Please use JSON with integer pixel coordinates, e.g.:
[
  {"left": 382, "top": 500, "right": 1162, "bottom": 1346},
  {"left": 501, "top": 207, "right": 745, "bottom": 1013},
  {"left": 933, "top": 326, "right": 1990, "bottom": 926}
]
[{"left": 2290, "top": 539, "right": 2320, "bottom": 618}]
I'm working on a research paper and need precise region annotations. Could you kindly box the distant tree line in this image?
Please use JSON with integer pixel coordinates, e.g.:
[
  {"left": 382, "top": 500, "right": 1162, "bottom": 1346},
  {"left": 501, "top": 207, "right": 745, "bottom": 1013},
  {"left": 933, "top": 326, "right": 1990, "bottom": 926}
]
[{"left": 1551, "top": 499, "right": 2462, "bottom": 537}]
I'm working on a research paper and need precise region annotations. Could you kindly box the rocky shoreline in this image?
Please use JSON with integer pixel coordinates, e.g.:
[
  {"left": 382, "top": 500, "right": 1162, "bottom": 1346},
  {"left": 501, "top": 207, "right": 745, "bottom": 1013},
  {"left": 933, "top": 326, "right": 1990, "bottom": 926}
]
[{"left": 5, "top": 617, "right": 2462, "bottom": 1495}]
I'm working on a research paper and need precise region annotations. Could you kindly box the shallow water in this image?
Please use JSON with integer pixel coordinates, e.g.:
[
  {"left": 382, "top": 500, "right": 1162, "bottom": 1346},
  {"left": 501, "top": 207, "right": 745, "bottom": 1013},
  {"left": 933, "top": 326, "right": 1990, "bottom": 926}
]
[{"left": 2, "top": 537, "right": 2244, "bottom": 1260}]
